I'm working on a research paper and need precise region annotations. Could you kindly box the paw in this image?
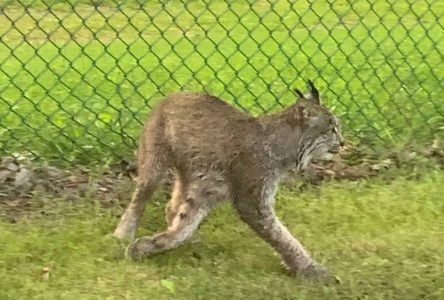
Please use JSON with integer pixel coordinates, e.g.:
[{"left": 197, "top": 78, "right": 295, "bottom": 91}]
[
  {"left": 125, "top": 236, "right": 164, "bottom": 260},
  {"left": 125, "top": 237, "right": 152, "bottom": 260},
  {"left": 285, "top": 263, "right": 339, "bottom": 284},
  {"left": 299, "top": 263, "right": 340, "bottom": 284}
]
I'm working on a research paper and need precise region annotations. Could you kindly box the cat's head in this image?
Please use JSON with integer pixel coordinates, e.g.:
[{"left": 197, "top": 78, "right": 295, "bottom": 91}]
[{"left": 286, "top": 80, "right": 344, "bottom": 170}]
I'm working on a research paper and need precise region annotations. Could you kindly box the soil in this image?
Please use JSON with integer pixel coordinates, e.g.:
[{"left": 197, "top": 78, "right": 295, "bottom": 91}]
[{"left": 1, "top": 142, "right": 443, "bottom": 220}]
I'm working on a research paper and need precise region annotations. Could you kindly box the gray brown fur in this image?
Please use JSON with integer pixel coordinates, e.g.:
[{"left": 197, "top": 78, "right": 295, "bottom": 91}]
[{"left": 113, "top": 81, "right": 344, "bottom": 281}]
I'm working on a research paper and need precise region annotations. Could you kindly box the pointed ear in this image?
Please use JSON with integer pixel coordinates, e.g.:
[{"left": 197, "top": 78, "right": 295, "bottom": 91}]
[
  {"left": 307, "top": 79, "right": 320, "bottom": 104},
  {"left": 286, "top": 106, "right": 305, "bottom": 128}
]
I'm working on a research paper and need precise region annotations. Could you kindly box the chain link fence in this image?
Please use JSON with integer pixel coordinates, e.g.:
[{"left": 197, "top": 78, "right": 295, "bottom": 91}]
[{"left": 0, "top": 0, "right": 443, "bottom": 165}]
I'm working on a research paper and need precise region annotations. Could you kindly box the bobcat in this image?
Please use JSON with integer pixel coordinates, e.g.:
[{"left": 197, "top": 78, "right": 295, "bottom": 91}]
[{"left": 113, "top": 80, "right": 344, "bottom": 281}]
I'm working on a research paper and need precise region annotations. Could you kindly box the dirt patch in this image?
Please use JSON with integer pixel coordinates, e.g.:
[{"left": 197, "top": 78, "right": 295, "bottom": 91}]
[
  {"left": 0, "top": 156, "right": 136, "bottom": 220},
  {"left": 1, "top": 141, "right": 443, "bottom": 220}
]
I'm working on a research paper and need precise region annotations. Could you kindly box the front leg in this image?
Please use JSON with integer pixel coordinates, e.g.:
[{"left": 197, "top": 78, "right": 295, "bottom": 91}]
[{"left": 233, "top": 186, "right": 337, "bottom": 282}]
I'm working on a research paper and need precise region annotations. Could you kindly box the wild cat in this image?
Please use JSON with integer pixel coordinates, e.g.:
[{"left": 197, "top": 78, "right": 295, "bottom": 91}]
[{"left": 114, "top": 80, "right": 344, "bottom": 281}]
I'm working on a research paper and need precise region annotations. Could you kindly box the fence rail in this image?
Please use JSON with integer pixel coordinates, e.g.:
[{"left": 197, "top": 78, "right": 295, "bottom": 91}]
[{"left": 0, "top": 0, "right": 443, "bottom": 164}]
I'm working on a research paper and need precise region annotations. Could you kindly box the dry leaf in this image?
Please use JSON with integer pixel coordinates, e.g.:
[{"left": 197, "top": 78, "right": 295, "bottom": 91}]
[
  {"left": 14, "top": 168, "right": 33, "bottom": 188},
  {"left": 41, "top": 267, "right": 50, "bottom": 280},
  {"left": 0, "top": 162, "right": 20, "bottom": 183},
  {"left": 0, "top": 169, "right": 14, "bottom": 183}
]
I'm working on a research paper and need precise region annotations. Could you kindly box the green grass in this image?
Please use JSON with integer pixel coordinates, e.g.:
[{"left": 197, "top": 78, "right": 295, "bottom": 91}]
[
  {"left": 0, "top": 0, "right": 443, "bottom": 164},
  {"left": 1, "top": 172, "right": 443, "bottom": 299}
]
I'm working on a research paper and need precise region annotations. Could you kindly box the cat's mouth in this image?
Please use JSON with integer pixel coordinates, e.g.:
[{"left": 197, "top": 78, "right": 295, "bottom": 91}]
[
  {"left": 328, "top": 144, "right": 342, "bottom": 154},
  {"left": 328, "top": 148, "right": 340, "bottom": 154}
]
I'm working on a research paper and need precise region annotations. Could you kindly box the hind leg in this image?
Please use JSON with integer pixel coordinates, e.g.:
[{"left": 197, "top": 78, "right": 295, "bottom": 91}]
[
  {"left": 165, "top": 174, "right": 185, "bottom": 227},
  {"left": 113, "top": 175, "right": 160, "bottom": 240},
  {"left": 125, "top": 178, "right": 224, "bottom": 259},
  {"left": 126, "top": 199, "right": 209, "bottom": 259},
  {"left": 114, "top": 150, "right": 168, "bottom": 240}
]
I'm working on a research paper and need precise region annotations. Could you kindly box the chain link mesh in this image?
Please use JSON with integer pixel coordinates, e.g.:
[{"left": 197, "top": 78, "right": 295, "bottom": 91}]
[{"left": 0, "top": 0, "right": 443, "bottom": 164}]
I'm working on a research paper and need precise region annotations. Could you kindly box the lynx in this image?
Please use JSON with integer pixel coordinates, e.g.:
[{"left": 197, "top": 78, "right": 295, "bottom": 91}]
[{"left": 113, "top": 80, "right": 344, "bottom": 281}]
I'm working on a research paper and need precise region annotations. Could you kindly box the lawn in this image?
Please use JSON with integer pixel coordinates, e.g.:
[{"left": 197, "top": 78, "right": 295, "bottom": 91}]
[
  {"left": 0, "top": 0, "right": 443, "bottom": 164},
  {"left": 0, "top": 171, "right": 443, "bottom": 299},
  {"left": 0, "top": 1, "right": 443, "bottom": 299}
]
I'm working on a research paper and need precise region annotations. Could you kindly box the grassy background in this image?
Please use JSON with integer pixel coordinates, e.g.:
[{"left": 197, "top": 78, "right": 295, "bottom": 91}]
[
  {"left": 1, "top": 171, "right": 443, "bottom": 299},
  {"left": 0, "top": 0, "right": 443, "bottom": 164},
  {"left": 1, "top": 2, "right": 443, "bottom": 298}
]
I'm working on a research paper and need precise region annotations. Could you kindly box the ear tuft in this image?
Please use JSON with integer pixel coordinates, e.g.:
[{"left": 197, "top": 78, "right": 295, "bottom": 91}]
[
  {"left": 307, "top": 79, "right": 320, "bottom": 104},
  {"left": 293, "top": 88, "right": 304, "bottom": 99}
]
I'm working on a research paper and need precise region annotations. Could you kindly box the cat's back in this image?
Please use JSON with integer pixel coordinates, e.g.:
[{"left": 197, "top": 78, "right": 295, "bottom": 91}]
[
  {"left": 161, "top": 91, "right": 245, "bottom": 121},
  {"left": 157, "top": 92, "right": 258, "bottom": 132},
  {"left": 155, "top": 92, "right": 263, "bottom": 158}
]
